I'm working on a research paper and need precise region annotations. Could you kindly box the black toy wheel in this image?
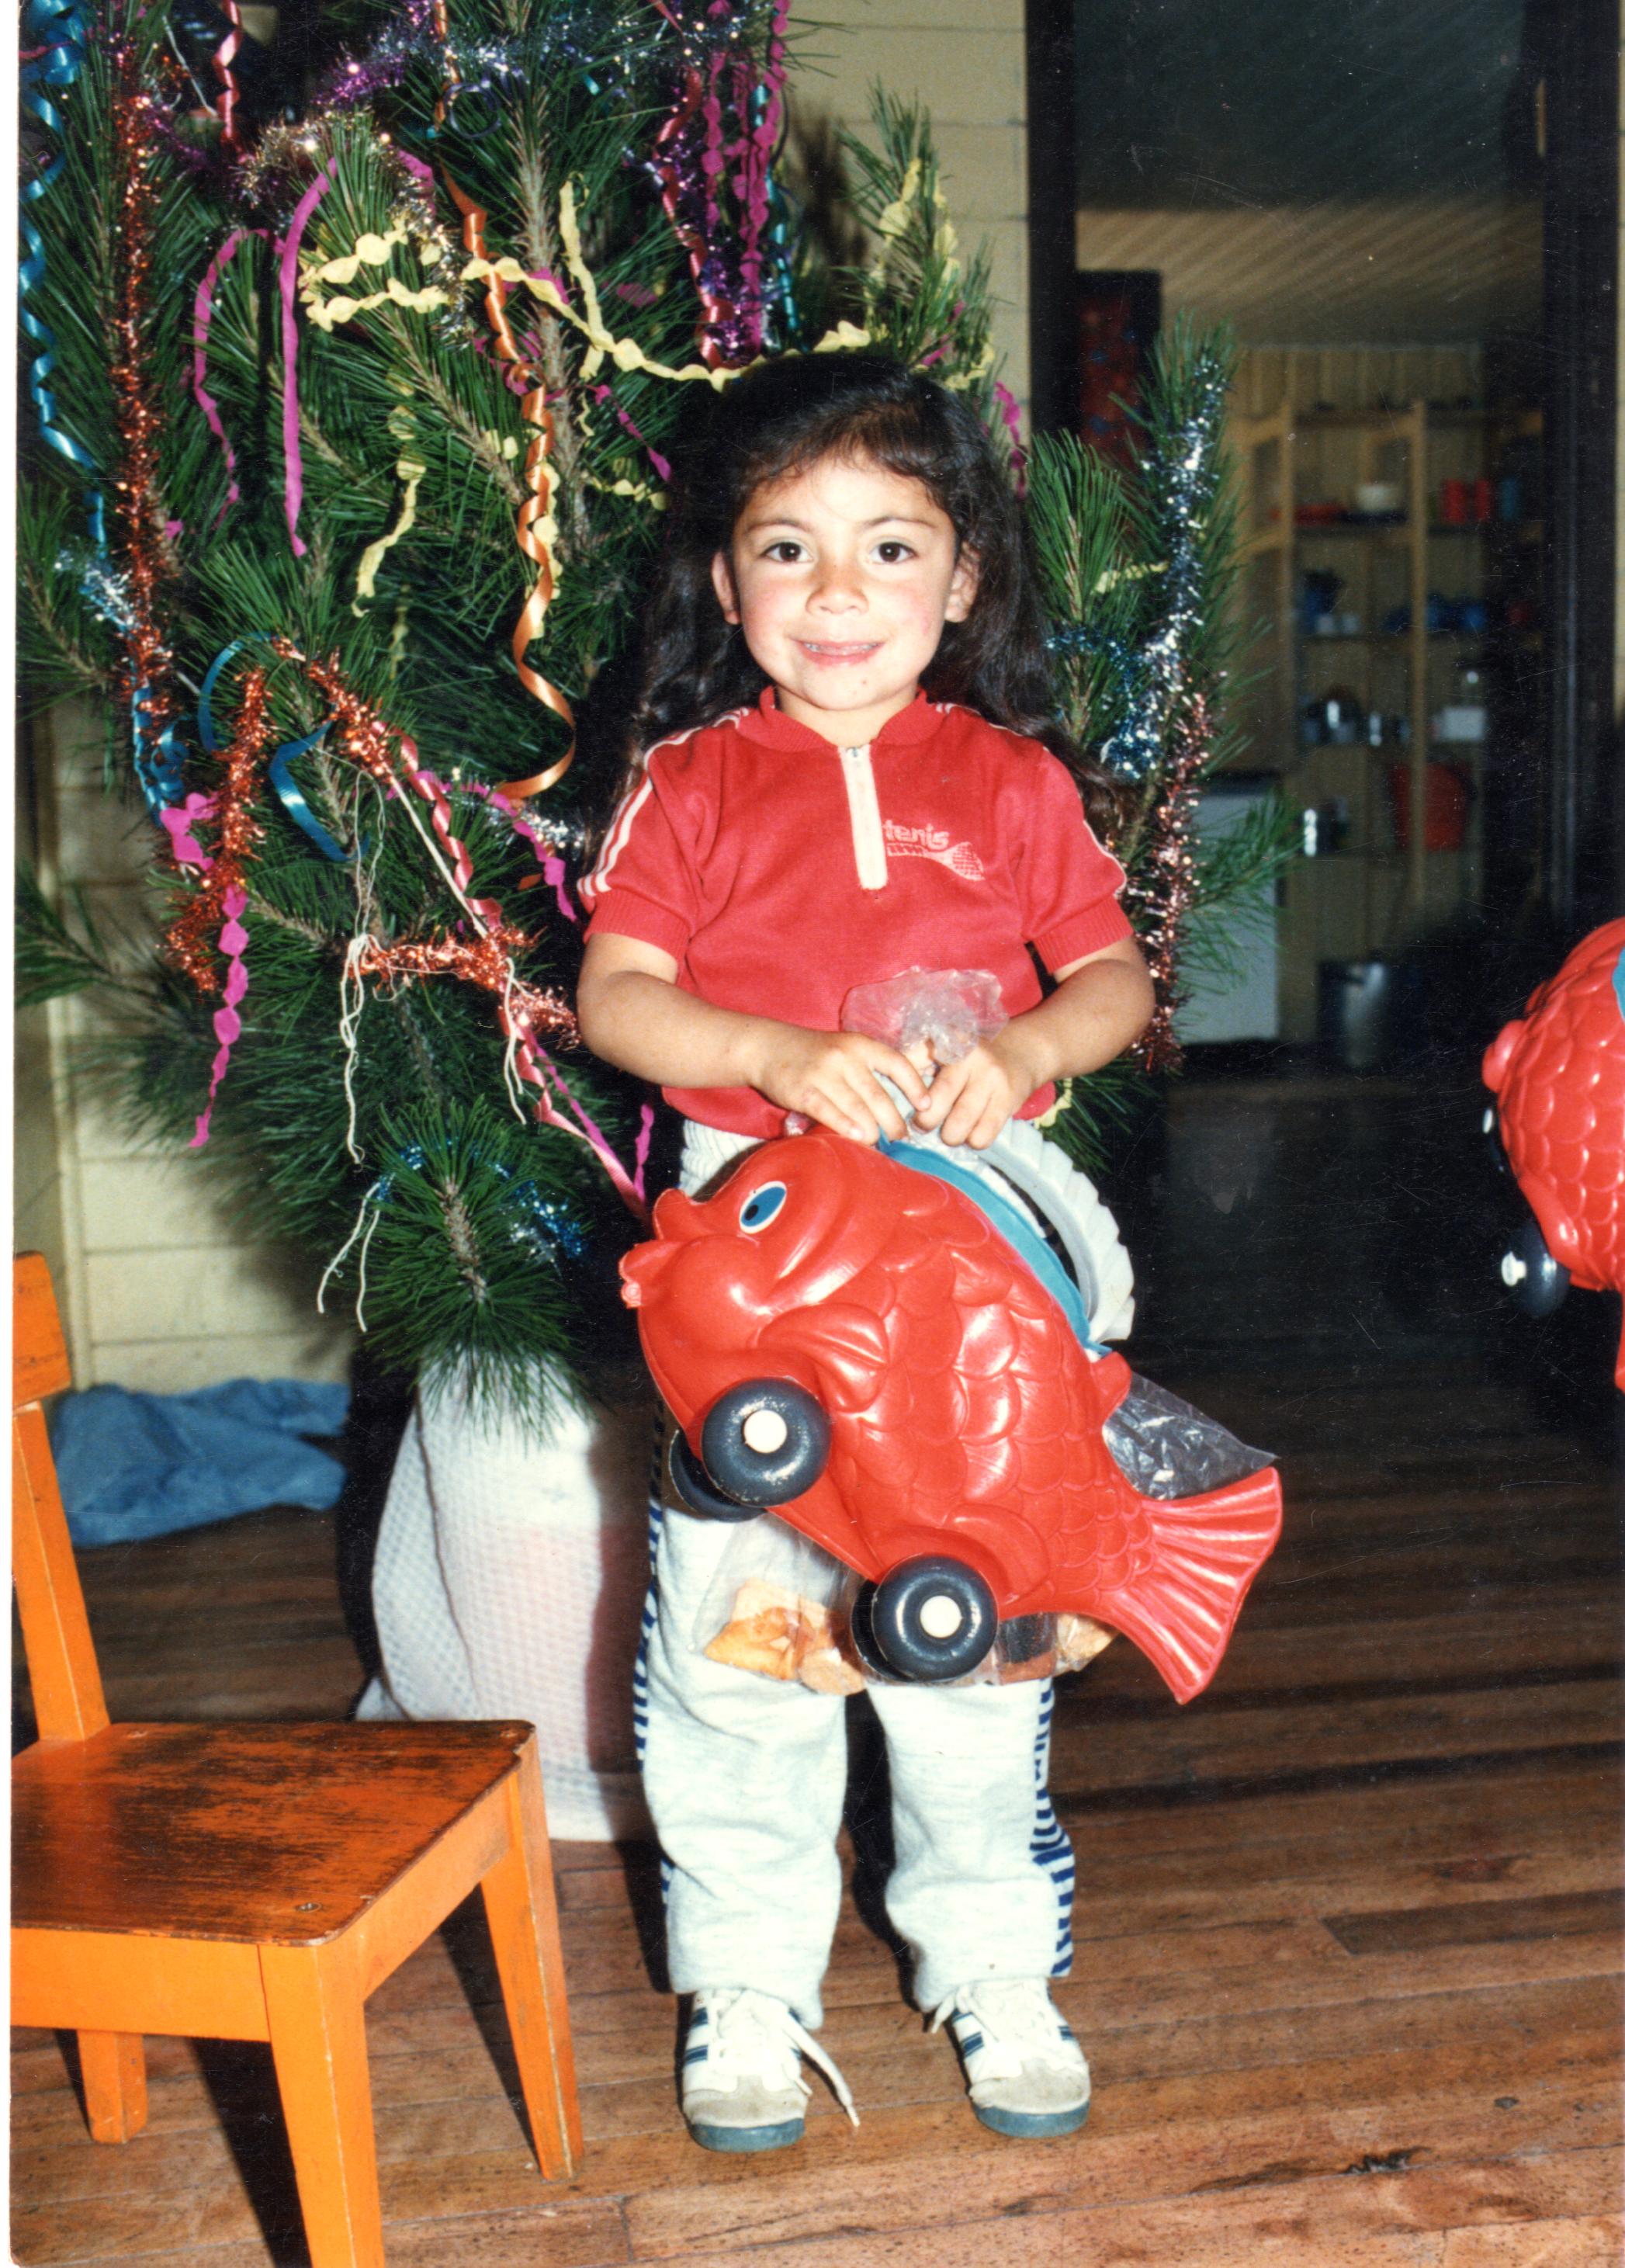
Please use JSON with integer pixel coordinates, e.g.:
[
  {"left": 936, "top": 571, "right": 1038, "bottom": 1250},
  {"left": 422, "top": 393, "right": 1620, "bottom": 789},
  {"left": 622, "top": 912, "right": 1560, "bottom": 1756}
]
[
  {"left": 667, "top": 1429, "right": 763, "bottom": 1521},
  {"left": 861, "top": 1556, "right": 997, "bottom": 1684},
  {"left": 698, "top": 1380, "right": 830, "bottom": 1507},
  {"left": 1499, "top": 1212, "right": 1570, "bottom": 1318}
]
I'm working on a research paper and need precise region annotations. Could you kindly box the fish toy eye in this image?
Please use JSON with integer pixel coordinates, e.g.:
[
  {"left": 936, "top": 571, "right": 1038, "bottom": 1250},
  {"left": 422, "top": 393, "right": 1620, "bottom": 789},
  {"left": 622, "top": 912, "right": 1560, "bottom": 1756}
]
[{"left": 739, "top": 1181, "right": 787, "bottom": 1233}]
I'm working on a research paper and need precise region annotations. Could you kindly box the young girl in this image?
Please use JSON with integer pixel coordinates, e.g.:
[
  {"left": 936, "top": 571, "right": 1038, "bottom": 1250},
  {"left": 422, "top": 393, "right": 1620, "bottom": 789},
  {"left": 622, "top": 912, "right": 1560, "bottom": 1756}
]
[{"left": 577, "top": 354, "right": 1154, "bottom": 2152}]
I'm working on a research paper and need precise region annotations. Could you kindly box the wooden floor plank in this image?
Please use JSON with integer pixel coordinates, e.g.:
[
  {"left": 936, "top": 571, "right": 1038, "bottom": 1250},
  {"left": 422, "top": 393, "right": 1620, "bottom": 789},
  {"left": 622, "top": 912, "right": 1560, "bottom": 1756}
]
[
  {"left": 1439, "top": 2221, "right": 1623, "bottom": 2266},
  {"left": 640, "top": 2166, "right": 1622, "bottom": 2268}
]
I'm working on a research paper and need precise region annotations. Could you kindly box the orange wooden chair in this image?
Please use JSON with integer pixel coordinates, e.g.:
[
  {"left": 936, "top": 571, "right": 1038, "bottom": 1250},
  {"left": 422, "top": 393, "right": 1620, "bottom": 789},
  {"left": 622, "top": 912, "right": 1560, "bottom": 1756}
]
[{"left": 11, "top": 1251, "right": 583, "bottom": 2266}]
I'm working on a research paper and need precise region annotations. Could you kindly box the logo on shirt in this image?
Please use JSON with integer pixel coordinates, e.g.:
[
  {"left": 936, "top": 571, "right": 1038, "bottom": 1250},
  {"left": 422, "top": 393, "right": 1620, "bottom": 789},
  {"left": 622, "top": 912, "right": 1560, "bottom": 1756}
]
[{"left": 882, "top": 819, "right": 986, "bottom": 882}]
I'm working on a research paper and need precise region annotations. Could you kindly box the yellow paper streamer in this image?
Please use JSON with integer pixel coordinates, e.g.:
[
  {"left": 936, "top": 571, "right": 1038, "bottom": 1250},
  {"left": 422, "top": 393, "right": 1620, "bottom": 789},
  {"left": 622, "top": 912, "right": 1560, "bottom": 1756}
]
[
  {"left": 354, "top": 458, "right": 428, "bottom": 602},
  {"left": 303, "top": 274, "right": 449, "bottom": 332},
  {"left": 300, "top": 226, "right": 450, "bottom": 331},
  {"left": 463, "top": 183, "right": 870, "bottom": 391},
  {"left": 306, "top": 225, "right": 411, "bottom": 286}
]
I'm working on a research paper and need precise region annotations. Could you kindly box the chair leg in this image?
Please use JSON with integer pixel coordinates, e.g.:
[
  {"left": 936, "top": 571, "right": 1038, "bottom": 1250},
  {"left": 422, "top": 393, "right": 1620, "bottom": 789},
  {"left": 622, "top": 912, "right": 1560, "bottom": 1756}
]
[
  {"left": 479, "top": 1750, "right": 583, "bottom": 2180},
  {"left": 79, "top": 2030, "right": 147, "bottom": 2142},
  {"left": 259, "top": 1944, "right": 384, "bottom": 2268}
]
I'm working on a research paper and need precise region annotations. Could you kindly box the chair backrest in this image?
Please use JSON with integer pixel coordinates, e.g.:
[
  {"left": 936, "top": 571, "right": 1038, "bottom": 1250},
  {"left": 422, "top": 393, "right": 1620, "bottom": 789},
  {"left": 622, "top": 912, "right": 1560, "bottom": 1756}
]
[{"left": 12, "top": 1253, "right": 109, "bottom": 1743}]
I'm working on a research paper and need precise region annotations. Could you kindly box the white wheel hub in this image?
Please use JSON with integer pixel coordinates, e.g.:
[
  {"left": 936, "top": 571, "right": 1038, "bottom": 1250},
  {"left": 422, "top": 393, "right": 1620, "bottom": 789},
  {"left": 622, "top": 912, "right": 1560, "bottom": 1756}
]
[
  {"left": 919, "top": 1594, "right": 965, "bottom": 1639},
  {"left": 742, "top": 1410, "right": 789, "bottom": 1455}
]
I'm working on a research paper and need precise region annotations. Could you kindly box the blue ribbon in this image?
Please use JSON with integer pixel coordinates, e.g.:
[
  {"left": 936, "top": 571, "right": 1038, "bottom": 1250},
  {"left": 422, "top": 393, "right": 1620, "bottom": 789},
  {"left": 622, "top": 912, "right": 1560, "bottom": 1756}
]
[
  {"left": 131, "top": 689, "right": 186, "bottom": 817},
  {"left": 198, "top": 639, "right": 356, "bottom": 861},
  {"left": 21, "top": 0, "right": 103, "bottom": 562},
  {"left": 20, "top": 0, "right": 95, "bottom": 478},
  {"left": 269, "top": 723, "right": 355, "bottom": 862},
  {"left": 196, "top": 640, "right": 247, "bottom": 752}
]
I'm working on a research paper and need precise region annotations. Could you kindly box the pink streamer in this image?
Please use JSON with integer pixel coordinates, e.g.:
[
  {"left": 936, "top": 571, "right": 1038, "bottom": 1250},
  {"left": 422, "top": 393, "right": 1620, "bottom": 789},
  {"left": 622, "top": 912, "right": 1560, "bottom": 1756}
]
[
  {"left": 398, "top": 150, "right": 435, "bottom": 188},
  {"left": 279, "top": 165, "right": 338, "bottom": 559},
  {"left": 739, "top": 1, "right": 789, "bottom": 353},
  {"left": 192, "top": 227, "right": 265, "bottom": 527},
  {"left": 188, "top": 886, "right": 249, "bottom": 1148},
  {"left": 463, "top": 777, "right": 580, "bottom": 926},
  {"left": 500, "top": 1006, "right": 651, "bottom": 1219},
  {"left": 161, "top": 791, "right": 217, "bottom": 870},
  {"left": 590, "top": 383, "right": 670, "bottom": 484},
  {"left": 993, "top": 380, "right": 1027, "bottom": 494},
  {"left": 402, "top": 757, "right": 476, "bottom": 893}
]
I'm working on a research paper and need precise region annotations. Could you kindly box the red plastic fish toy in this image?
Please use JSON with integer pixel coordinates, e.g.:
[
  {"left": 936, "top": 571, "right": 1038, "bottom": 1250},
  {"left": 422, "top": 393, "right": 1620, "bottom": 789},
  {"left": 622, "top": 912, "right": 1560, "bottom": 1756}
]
[
  {"left": 1482, "top": 917, "right": 1625, "bottom": 1387},
  {"left": 621, "top": 1129, "right": 1281, "bottom": 1702}
]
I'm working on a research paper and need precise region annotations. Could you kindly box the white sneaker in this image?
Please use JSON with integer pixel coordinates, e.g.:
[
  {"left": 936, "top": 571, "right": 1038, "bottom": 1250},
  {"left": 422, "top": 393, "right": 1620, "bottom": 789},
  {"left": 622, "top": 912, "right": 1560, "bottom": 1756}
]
[
  {"left": 681, "top": 1988, "right": 860, "bottom": 2153},
  {"left": 931, "top": 1978, "right": 1091, "bottom": 2138}
]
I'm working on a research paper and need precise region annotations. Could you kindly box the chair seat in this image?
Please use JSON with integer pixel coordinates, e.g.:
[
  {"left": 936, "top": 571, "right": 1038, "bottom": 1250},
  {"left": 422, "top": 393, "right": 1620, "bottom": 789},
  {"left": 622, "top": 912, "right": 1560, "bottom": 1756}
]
[{"left": 13, "top": 1719, "right": 535, "bottom": 1945}]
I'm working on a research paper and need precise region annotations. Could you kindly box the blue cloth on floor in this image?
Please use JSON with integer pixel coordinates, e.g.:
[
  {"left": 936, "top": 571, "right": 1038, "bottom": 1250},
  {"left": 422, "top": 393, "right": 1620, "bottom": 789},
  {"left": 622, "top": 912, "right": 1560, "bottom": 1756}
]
[{"left": 50, "top": 1378, "right": 351, "bottom": 1547}]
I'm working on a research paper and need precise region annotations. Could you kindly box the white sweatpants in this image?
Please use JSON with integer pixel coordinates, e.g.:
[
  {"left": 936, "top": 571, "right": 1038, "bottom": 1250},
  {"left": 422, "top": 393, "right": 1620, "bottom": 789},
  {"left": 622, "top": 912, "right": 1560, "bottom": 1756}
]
[{"left": 636, "top": 1122, "right": 1076, "bottom": 2030}]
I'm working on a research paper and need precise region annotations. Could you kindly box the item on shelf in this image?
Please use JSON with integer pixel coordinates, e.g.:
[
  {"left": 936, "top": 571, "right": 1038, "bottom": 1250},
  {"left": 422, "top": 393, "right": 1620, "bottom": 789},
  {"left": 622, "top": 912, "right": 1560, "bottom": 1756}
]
[
  {"left": 1497, "top": 476, "right": 1522, "bottom": 521},
  {"left": 1387, "top": 760, "right": 1472, "bottom": 852},
  {"left": 1337, "top": 612, "right": 1362, "bottom": 636},
  {"left": 1446, "top": 660, "right": 1489, "bottom": 737},
  {"left": 1318, "top": 958, "right": 1427, "bottom": 1073},
  {"left": 1301, "top": 687, "right": 1364, "bottom": 746},
  {"left": 1298, "top": 568, "right": 1343, "bottom": 634},
  {"left": 1299, "top": 796, "right": 1351, "bottom": 858},
  {"left": 1294, "top": 500, "right": 1346, "bottom": 525},
  {"left": 1382, "top": 594, "right": 1489, "bottom": 638},
  {"left": 1367, "top": 710, "right": 1388, "bottom": 746},
  {"left": 1352, "top": 482, "right": 1402, "bottom": 520},
  {"left": 1438, "top": 477, "right": 1494, "bottom": 529},
  {"left": 1433, "top": 706, "right": 1486, "bottom": 744}
]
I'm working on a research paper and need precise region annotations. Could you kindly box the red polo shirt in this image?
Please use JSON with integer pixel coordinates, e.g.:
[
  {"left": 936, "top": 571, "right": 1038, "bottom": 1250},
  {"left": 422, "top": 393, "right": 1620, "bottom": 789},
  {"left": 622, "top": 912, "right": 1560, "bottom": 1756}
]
[{"left": 582, "top": 689, "right": 1131, "bottom": 1137}]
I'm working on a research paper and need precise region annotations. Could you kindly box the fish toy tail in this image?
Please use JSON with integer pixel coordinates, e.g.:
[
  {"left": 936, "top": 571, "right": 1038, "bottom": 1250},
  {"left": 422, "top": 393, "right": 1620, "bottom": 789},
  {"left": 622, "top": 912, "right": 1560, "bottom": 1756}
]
[{"left": 1096, "top": 1468, "right": 1284, "bottom": 1704}]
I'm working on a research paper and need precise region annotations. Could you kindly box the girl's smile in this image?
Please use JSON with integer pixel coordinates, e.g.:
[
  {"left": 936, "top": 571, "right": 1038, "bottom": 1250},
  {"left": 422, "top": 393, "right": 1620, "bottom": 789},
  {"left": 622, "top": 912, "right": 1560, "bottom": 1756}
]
[{"left": 712, "top": 454, "right": 979, "bottom": 747}]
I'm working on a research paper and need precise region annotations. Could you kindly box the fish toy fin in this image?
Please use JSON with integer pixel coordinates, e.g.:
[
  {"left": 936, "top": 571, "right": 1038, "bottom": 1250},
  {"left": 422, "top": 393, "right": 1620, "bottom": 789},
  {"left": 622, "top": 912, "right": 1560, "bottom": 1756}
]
[{"left": 1093, "top": 1467, "right": 1283, "bottom": 1705}]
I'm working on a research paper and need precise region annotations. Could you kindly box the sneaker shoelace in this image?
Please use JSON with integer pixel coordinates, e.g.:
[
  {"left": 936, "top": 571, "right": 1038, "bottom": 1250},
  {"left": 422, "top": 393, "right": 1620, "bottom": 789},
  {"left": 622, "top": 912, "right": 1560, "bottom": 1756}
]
[
  {"left": 699, "top": 1988, "right": 861, "bottom": 2128},
  {"left": 930, "top": 1978, "right": 1076, "bottom": 2082}
]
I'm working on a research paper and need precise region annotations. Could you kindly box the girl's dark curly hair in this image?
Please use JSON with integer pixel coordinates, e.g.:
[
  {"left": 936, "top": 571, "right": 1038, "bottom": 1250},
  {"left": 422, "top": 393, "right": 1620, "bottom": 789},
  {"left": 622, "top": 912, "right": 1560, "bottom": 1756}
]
[{"left": 603, "top": 352, "right": 1119, "bottom": 837}]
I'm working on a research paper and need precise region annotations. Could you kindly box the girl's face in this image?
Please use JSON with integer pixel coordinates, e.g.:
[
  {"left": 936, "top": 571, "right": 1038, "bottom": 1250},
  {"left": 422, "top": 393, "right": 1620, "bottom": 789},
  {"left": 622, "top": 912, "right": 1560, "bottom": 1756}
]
[{"left": 711, "top": 452, "right": 978, "bottom": 747}]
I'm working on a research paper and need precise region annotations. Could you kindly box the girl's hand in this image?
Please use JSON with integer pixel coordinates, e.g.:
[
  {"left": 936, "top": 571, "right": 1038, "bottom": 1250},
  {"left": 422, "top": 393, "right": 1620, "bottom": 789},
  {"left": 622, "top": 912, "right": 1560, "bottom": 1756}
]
[
  {"left": 913, "top": 939, "right": 1156, "bottom": 1148},
  {"left": 910, "top": 1027, "right": 1044, "bottom": 1150},
  {"left": 747, "top": 1024, "right": 929, "bottom": 1145}
]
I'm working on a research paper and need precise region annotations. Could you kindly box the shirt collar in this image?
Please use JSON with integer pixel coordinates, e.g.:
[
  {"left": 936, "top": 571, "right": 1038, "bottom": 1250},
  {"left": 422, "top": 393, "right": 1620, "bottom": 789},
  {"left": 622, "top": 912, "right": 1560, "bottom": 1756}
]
[{"left": 735, "top": 685, "right": 947, "bottom": 754}]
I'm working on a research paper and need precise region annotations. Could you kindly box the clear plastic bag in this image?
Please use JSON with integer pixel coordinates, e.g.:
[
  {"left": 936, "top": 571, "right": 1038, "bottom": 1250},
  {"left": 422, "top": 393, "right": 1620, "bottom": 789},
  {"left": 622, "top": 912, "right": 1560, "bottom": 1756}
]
[
  {"left": 841, "top": 966, "right": 1006, "bottom": 1065},
  {"left": 691, "top": 1373, "right": 1272, "bottom": 1693},
  {"left": 1102, "top": 1377, "right": 1274, "bottom": 1499}
]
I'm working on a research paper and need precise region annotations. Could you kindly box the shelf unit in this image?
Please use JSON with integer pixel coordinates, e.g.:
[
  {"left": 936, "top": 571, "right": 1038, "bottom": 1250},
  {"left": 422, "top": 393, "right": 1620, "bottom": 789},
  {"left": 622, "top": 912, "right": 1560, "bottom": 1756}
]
[{"left": 1233, "top": 401, "right": 1507, "bottom": 1030}]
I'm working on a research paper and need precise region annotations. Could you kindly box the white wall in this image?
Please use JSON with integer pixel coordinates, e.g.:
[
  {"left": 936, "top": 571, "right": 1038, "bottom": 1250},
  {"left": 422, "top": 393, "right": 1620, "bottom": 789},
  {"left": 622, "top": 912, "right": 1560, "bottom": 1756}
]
[{"left": 792, "top": 0, "right": 1031, "bottom": 406}]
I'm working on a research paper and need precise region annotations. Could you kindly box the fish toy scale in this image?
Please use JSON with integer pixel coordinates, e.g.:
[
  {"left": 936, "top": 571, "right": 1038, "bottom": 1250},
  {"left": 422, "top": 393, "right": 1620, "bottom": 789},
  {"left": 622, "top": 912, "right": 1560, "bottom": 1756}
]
[{"left": 621, "top": 1128, "right": 1282, "bottom": 1701}]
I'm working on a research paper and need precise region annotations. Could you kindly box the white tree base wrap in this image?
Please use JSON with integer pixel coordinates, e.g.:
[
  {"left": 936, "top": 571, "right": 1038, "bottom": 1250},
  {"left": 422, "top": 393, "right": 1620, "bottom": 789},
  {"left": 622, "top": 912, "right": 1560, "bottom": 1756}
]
[{"left": 356, "top": 1368, "right": 657, "bottom": 1840}]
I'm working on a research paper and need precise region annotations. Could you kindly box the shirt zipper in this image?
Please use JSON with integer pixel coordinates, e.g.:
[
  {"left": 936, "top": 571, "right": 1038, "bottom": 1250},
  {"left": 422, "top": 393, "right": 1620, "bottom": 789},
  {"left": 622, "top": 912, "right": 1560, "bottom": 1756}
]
[{"left": 838, "top": 744, "right": 889, "bottom": 890}]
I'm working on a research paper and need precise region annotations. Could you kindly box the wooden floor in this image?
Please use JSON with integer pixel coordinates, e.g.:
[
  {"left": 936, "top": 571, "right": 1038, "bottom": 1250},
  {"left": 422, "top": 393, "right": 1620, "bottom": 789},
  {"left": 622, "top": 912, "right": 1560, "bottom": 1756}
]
[{"left": 12, "top": 1071, "right": 1623, "bottom": 2266}]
